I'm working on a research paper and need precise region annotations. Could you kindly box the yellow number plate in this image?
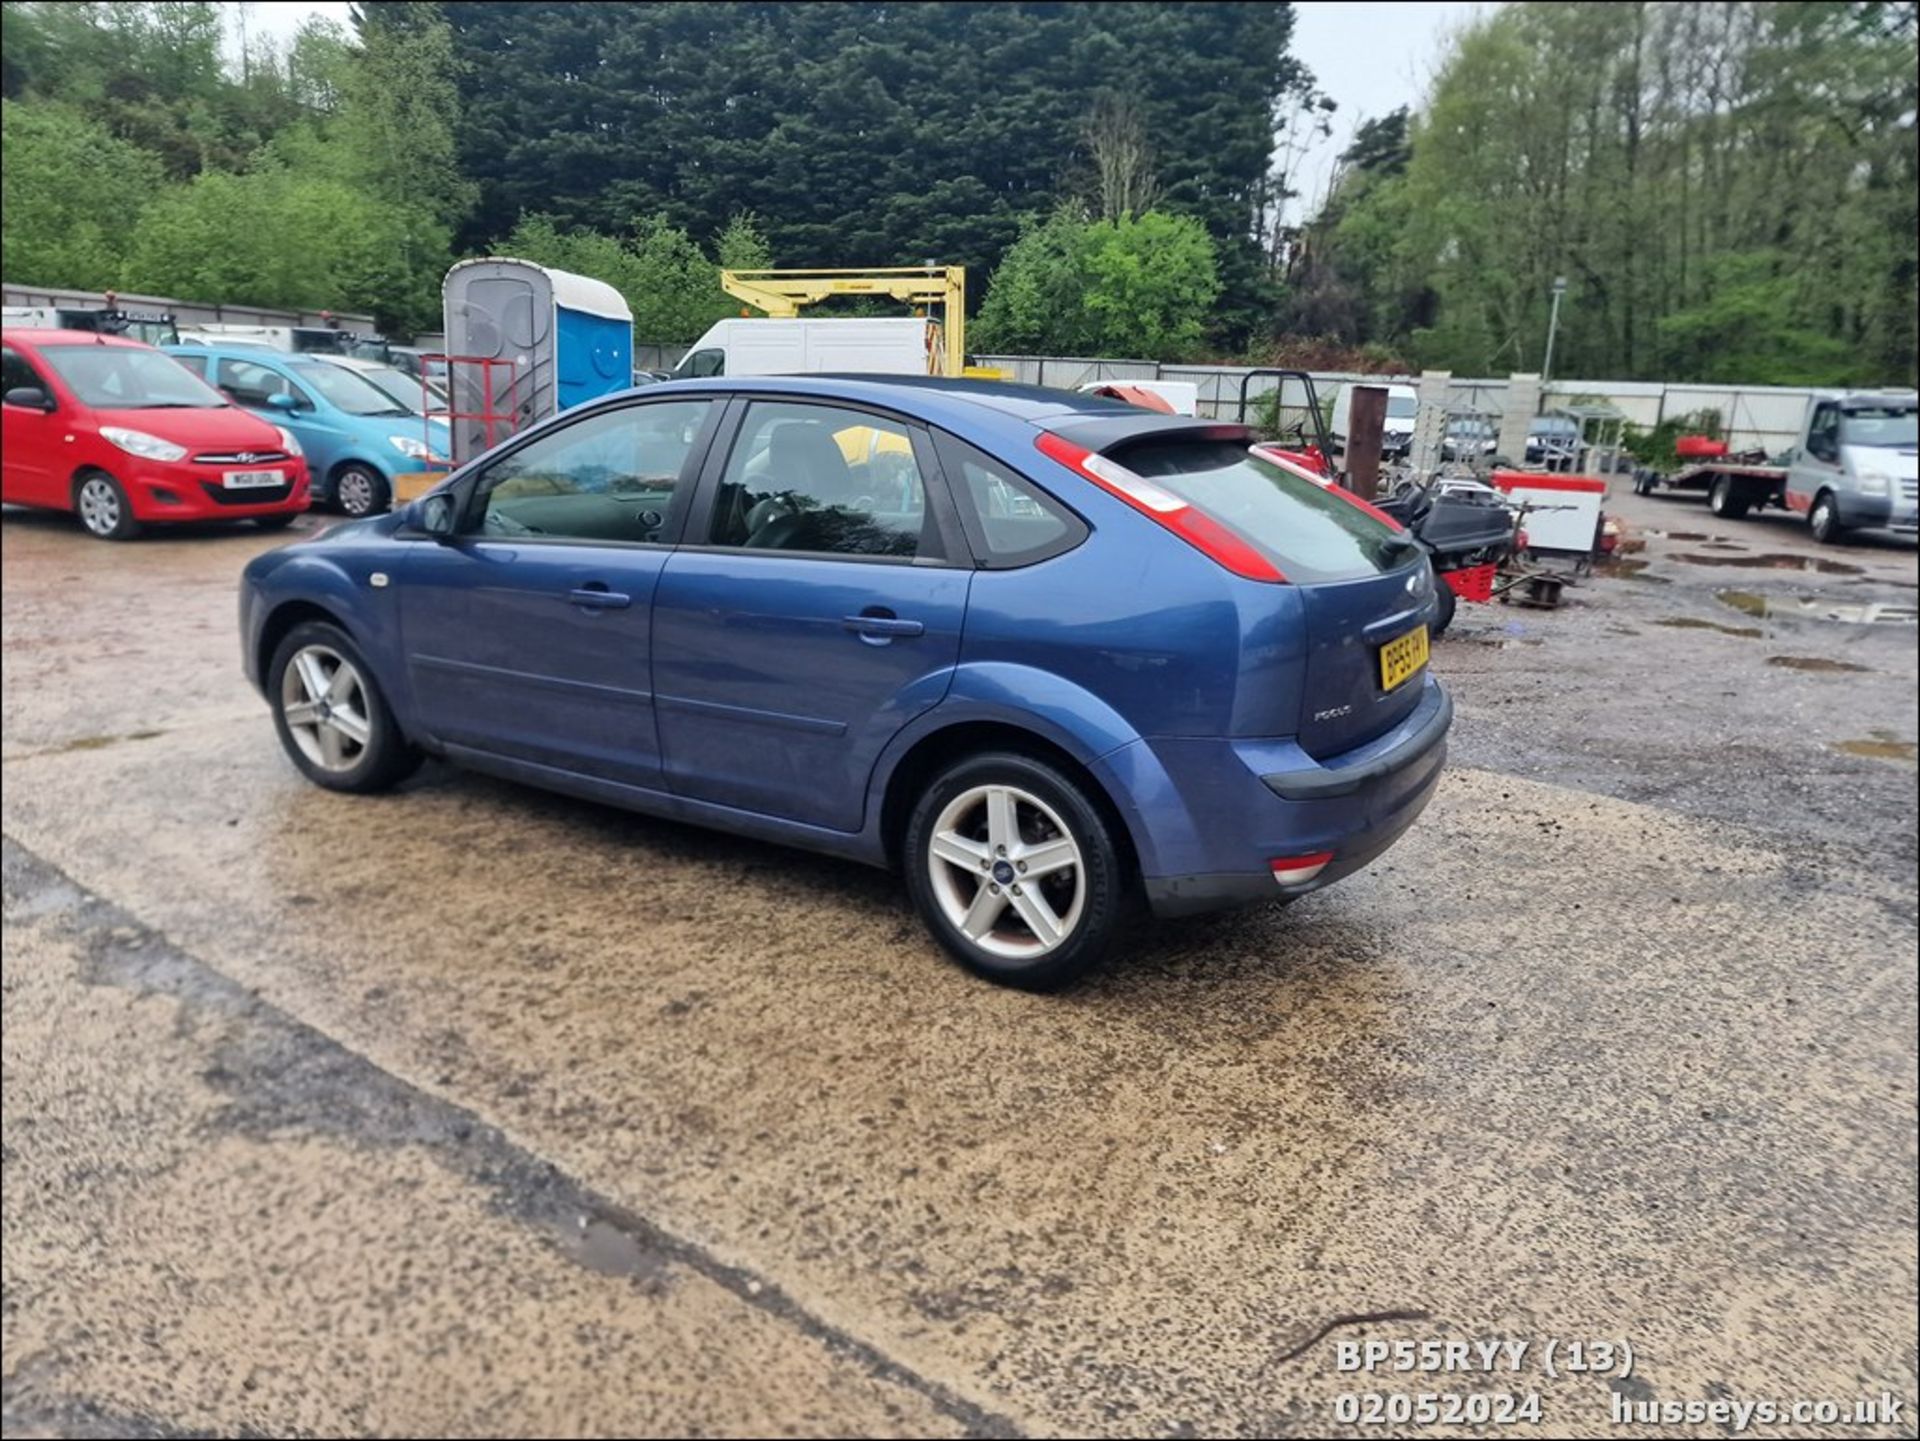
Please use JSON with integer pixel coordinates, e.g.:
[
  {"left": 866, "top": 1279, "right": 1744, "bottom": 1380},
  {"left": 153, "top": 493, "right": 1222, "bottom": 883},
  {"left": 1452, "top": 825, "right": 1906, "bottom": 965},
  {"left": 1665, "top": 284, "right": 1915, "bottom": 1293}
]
[{"left": 1378, "top": 624, "right": 1430, "bottom": 692}]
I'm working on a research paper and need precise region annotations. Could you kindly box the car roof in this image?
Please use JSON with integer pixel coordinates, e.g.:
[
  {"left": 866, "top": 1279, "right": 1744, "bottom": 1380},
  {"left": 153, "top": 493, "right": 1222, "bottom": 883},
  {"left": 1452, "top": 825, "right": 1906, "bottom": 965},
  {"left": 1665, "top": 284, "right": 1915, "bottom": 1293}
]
[
  {"left": 4, "top": 328, "right": 152, "bottom": 350},
  {"left": 166, "top": 344, "right": 299, "bottom": 365}
]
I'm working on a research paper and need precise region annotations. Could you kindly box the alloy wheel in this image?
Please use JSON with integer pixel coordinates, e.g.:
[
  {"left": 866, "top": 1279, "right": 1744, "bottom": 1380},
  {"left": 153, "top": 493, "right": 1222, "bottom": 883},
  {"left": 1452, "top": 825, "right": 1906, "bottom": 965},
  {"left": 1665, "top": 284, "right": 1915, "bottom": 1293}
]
[
  {"left": 280, "top": 643, "right": 374, "bottom": 772},
  {"left": 926, "top": 783, "right": 1085, "bottom": 960}
]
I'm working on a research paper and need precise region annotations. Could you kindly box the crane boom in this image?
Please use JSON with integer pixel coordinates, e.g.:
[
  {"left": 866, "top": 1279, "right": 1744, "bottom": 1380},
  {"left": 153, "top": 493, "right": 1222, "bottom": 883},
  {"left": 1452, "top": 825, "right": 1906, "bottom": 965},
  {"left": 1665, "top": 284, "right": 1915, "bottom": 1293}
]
[{"left": 719, "top": 266, "right": 968, "bottom": 377}]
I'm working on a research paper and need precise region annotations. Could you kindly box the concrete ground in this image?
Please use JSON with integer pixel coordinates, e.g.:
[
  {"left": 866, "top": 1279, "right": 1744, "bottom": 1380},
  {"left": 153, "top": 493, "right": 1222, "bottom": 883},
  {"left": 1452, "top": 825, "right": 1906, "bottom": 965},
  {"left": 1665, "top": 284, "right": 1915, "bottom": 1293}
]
[{"left": 2, "top": 485, "right": 1915, "bottom": 1438}]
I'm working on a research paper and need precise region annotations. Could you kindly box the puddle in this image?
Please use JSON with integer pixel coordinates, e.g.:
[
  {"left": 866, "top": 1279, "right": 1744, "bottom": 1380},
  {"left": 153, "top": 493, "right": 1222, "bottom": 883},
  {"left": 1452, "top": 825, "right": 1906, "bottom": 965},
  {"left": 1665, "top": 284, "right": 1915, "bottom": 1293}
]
[
  {"left": 1595, "top": 557, "right": 1671, "bottom": 583},
  {"left": 1655, "top": 617, "right": 1762, "bottom": 638},
  {"left": 1645, "top": 530, "right": 1713, "bottom": 541},
  {"left": 1682, "top": 552, "right": 1864, "bottom": 575},
  {"left": 1700, "top": 541, "right": 1748, "bottom": 551},
  {"left": 1717, "top": 589, "right": 1769, "bottom": 617},
  {"left": 1767, "top": 655, "right": 1872, "bottom": 674},
  {"left": 1834, "top": 731, "right": 1917, "bottom": 763},
  {"left": 1716, "top": 588, "right": 1917, "bottom": 624}
]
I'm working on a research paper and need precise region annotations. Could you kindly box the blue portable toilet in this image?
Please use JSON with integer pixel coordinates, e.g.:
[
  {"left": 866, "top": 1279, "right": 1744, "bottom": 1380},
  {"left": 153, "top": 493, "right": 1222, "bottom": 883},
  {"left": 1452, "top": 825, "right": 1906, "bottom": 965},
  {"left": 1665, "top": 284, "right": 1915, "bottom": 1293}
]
[{"left": 441, "top": 258, "right": 634, "bottom": 461}]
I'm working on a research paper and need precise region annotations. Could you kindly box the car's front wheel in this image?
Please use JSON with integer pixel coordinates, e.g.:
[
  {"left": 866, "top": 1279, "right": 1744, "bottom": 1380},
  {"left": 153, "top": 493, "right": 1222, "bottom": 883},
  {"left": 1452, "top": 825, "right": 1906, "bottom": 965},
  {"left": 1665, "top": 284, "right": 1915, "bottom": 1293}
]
[
  {"left": 332, "top": 463, "right": 390, "bottom": 519},
  {"left": 1809, "top": 490, "right": 1847, "bottom": 545},
  {"left": 904, "top": 751, "right": 1128, "bottom": 989},
  {"left": 268, "top": 621, "right": 421, "bottom": 792},
  {"left": 73, "top": 471, "right": 142, "bottom": 540}
]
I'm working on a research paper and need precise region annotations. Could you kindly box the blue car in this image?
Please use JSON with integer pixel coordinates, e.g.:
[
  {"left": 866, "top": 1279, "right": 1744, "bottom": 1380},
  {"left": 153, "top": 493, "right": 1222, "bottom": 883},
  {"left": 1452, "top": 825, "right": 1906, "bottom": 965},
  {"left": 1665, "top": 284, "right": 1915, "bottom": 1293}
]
[
  {"left": 168, "top": 345, "right": 449, "bottom": 518},
  {"left": 238, "top": 377, "right": 1449, "bottom": 987}
]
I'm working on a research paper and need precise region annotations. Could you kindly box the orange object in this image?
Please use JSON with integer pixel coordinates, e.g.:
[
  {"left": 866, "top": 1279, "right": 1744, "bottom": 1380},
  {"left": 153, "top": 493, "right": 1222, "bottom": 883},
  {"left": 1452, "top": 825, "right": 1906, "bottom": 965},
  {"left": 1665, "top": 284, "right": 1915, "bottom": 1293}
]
[{"left": 1085, "top": 382, "right": 1176, "bottom": 414}]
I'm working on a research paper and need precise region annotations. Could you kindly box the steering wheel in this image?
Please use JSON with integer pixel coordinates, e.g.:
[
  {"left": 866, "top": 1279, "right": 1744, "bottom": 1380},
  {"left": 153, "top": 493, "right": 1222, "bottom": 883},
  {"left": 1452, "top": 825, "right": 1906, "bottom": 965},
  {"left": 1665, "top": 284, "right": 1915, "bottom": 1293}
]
[{"left": 745, "top": 494, "right": 796, "bottom": 537}]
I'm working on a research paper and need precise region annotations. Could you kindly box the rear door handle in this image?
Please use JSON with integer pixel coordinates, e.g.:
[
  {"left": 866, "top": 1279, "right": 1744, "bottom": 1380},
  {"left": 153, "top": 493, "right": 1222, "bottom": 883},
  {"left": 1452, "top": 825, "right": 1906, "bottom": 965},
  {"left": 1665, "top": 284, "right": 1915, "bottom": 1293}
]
[
  {"left": 568, "top": 584, "right": 632, "bottom": 610},
  {"left": 841, "top": 614, "right": 924, "bottom": 638}
]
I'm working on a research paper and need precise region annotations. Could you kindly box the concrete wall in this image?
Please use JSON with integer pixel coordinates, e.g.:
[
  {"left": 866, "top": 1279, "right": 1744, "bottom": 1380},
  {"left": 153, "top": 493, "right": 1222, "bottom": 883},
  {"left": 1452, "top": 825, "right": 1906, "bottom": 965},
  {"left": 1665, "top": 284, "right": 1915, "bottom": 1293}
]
[{"left": 968, "top": 354, "right": 1891, "bottom": 454}]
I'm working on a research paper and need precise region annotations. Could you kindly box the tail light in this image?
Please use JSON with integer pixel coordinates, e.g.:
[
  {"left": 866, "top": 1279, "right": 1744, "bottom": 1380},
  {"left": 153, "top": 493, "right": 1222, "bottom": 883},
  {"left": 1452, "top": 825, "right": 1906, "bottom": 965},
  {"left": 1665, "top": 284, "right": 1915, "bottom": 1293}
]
[
  {"left": 1269, "top": 851, "right": 1333, "bottom": 885},
  {"left": 1036, "top": 432, "right": 1286, "bottom": 583}
]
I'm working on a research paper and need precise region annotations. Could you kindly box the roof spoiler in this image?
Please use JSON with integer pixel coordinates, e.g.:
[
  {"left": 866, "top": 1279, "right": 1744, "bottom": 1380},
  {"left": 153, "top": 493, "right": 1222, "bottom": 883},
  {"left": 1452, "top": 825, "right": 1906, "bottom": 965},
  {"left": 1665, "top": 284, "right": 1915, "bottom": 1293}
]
[{"left": 1043, "top": 412, "right": 1253, "bottom": 457}]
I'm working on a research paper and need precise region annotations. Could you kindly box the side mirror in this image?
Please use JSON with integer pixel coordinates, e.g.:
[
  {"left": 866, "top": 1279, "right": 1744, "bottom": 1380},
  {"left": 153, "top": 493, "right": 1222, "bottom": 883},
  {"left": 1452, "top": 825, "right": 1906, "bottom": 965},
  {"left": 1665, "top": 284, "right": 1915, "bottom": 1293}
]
[
  {"left": 4, "top": 386, "right": 54, "bottom": 412},
  {"left": 417, "top": 492, "right": 457, "bottom": 539},
  {"left": 266, "top": 392, "right": 298, "bottom": 413}
]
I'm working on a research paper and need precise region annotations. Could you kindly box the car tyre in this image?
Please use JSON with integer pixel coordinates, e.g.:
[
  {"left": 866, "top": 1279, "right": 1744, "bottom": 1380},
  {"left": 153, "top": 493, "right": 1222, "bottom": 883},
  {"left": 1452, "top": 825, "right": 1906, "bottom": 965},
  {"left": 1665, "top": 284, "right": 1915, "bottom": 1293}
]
[
  {"left": 1809, "top": 490, "right": 1846, "bottom": 545},
  {"left": 1432, "top": 576, "right": 1458, "bottom": 636},
  {"left": 268, "top": 620, "right": 421, "bottom": 793},
  {"left": 904, "top": 751, "right": 1129, "bottom": 990},
  {"left": 1708, "top": 474, "right": 1750, "bottom": 520},
  {"left": 332, "top": 463, "right": 390, "bottom": 519},
  {"left": 73, "top": 470, "right": 142, "bottom": 541}
]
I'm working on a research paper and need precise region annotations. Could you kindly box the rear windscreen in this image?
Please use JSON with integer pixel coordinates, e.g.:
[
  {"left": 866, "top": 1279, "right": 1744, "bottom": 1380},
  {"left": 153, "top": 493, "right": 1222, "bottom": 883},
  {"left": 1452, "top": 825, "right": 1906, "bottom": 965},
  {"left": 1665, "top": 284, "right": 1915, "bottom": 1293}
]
[{"left": 1119, "top": 439, "right": 1404, "bottom": 582}]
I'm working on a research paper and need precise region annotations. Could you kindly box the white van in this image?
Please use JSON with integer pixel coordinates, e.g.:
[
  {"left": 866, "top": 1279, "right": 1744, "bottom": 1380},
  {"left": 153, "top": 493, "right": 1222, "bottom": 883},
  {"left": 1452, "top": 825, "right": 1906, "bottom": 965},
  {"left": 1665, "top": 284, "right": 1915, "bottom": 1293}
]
[
  {"left": 673, "top": 317, "right": 936, "bottom": 379},
  {"left": 1329, "top": 381, "right": 1419, "bottom": 458}
]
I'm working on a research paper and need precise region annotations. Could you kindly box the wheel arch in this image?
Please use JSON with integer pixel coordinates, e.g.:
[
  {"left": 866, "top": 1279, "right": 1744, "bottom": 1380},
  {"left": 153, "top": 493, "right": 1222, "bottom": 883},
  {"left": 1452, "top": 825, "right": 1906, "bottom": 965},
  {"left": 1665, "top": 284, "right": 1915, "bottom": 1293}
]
[
  {"left": 877, "top": 719, "right": 1142, "bottom": 886},
  {"left": 256, "top": 599, "right": 358, "bottom": 689}
]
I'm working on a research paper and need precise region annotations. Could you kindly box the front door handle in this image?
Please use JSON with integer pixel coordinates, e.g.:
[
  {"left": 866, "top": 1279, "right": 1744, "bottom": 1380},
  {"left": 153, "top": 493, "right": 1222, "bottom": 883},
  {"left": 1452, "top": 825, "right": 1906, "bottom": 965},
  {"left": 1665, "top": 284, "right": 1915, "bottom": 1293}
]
[
  {"left": 842, "top": 612, "right": 925, "bottom": 639},
  {"left": 568, "top": 583, "right": 632, "bottom": 610}
]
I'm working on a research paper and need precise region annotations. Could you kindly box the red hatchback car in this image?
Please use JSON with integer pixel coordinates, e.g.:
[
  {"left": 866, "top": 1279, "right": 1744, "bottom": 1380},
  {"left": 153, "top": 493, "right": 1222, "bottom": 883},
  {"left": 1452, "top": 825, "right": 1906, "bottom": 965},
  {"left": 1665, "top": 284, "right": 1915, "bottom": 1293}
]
[{"left": 2, "top": 328, "right": 310, "bottom": 540}]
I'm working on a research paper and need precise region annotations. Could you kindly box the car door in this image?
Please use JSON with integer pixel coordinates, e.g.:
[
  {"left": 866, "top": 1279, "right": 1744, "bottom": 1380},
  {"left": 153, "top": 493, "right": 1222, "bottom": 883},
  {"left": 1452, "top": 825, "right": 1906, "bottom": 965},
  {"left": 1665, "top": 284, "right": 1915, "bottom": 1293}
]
[
  {"left": 651, "top": 397, "right": 971, "bottom": 833},
  {"left": 216, "top": 355, "right": 334, "bottom": 460},
  {"left": 398, "top": 396, "right": 721, "bottom": 789},
  {"left": 1, "top": 345, "right": 61, "bottom": 504},
  {"left": 1787, "top": 401, "right": 1842, "bottom": 513}
]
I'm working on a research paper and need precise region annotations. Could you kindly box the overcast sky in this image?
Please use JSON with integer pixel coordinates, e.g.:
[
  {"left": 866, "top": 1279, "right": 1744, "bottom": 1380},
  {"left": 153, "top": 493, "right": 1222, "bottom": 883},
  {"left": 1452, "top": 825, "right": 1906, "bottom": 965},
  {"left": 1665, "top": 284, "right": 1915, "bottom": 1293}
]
[
  {"left": 1289, "top": 1, "right": 1488, "bottom": 221},
  {"left": 226, "top": 0, "right": 1490, "bottom": 226}
]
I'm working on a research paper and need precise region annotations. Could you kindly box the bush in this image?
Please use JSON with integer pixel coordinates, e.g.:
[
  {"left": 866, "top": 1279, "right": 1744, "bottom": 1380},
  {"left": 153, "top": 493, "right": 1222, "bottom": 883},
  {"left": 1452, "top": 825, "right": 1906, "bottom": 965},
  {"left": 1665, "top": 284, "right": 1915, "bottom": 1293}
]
[{"left": 972, "top": 206, "right": 1220, "bottom": 360}]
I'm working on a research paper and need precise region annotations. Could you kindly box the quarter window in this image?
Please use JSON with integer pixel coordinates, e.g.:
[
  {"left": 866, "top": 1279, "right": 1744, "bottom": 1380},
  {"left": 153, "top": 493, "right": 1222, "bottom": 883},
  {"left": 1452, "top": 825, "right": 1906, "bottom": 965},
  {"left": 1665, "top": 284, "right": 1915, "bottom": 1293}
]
[
  {"left": 935, "top": 433, "right": 1086, "bottom": 567},
  {"left": 2, "top": 347, "right": 44, "bottom": 397},
  {"left": 475, "top": 399, "right": 713, "bottom": 544},
  {"left": 709, "top": 401, "right": 940, "bottom": 560}
]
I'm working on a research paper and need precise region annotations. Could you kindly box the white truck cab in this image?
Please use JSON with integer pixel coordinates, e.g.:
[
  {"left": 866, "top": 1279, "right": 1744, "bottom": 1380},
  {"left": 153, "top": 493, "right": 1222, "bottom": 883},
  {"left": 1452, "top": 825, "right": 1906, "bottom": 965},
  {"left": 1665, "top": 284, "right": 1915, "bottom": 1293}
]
[
  {"left": 1328, "top": 381, "right": 1418, "bottom": 459},
  {"left": 1785, "top": 391, "right": 1918, "bottom": 543}
]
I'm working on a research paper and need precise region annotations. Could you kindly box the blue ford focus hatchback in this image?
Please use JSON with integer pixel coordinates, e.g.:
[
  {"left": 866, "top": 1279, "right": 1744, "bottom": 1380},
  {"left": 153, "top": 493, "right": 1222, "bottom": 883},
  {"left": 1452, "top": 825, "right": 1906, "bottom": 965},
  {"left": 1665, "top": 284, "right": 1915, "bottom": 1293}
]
[{"left": 239, "top": 377, "right": 1450, "bottom": 986}]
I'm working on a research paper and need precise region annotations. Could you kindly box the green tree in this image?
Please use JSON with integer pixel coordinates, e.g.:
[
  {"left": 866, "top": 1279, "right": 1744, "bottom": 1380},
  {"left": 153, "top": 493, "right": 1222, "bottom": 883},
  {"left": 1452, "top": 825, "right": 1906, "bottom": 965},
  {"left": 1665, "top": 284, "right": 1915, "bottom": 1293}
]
[
  {"left": 439, "top": 2, "right": 1302, "bottom": 348},
  {"left": 1, "top": 97, "right": 165, "bottom": 287},
  {"left": 973, "top": 207, "right": 1220, "bottom": 358},
  {"left": 502, "top": 211, "right": 774, "bottom": 343},
  {"left": 1311, "top": 0, "right": 1918, "bottom": 384}
]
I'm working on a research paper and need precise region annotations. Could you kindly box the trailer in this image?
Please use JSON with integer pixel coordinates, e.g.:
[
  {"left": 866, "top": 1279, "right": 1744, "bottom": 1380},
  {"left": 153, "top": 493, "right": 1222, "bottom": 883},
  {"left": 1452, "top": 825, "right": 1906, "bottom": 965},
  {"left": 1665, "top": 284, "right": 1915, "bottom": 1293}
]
[{"left": 1647, "top": 459, "right": 1787, "bottom": 519}]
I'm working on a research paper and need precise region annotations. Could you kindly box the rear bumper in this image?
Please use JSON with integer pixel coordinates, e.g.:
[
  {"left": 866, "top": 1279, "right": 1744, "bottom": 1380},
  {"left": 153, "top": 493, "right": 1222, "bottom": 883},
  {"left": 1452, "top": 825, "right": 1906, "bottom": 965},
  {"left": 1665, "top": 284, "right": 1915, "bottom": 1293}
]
[{"left": 1126, "top": 677, "right": 1451, "bottom": 918}]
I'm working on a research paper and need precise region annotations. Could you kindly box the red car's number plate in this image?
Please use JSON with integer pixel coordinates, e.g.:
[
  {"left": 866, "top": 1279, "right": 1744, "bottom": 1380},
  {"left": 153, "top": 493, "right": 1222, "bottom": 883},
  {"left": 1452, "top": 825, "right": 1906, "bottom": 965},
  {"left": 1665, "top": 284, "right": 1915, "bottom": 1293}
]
[{"left": 222, "top": 468, "right": 285, "bottom": 489}]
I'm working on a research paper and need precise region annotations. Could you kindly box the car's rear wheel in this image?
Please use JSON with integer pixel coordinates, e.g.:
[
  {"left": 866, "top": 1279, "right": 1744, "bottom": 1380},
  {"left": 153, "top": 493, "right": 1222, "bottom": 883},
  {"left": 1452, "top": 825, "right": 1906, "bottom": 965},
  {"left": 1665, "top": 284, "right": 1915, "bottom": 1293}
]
[
  {"left": 904, "top": 751, "right": 1127, "bottom": 989},
  {"left": 268, "top": 621, "right": 421, "bottom": 792},
  {"left": 333, "top": 463, "right": 389, "bottom": 519},
  {"left": 73, "top": 471, "right": 141, "bottom": 541},
  {"left": 1431, "top": 576, "right": 1458, "bottom": 636},
  {"left": 1809, "top": 490, "right": 1846, "bottom": 545},
  {"left": 1708, "top": 474, "right": 1749, "bottom": 519}
]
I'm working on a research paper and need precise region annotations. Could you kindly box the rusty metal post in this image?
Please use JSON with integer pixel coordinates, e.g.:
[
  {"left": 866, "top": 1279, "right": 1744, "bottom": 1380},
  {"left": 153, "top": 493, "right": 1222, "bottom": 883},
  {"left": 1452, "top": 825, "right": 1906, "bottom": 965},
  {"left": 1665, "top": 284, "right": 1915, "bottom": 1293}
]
[{"left": 1347, "top": 384, "right": 1388, "bottom": 500}]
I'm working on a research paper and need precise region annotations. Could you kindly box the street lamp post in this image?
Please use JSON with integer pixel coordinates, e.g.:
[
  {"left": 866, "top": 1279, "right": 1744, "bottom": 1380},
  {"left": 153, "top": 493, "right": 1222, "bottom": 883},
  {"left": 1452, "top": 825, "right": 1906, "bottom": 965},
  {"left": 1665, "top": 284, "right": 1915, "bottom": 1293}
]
[{"left": 1542, "top": 276, "right": 1568, "bottom": 384}]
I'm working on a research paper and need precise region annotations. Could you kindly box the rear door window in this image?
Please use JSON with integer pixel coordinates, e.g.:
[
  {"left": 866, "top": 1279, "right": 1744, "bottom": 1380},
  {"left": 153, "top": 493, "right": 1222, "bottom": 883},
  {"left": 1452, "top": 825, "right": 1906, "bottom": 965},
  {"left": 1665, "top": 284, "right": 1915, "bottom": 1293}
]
[
  {"left": 1118, "top": 438, "right": 1402, "bottom": 582},
  {"left": 708, "top": 401, "right": 943, "bottom": 560}
]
